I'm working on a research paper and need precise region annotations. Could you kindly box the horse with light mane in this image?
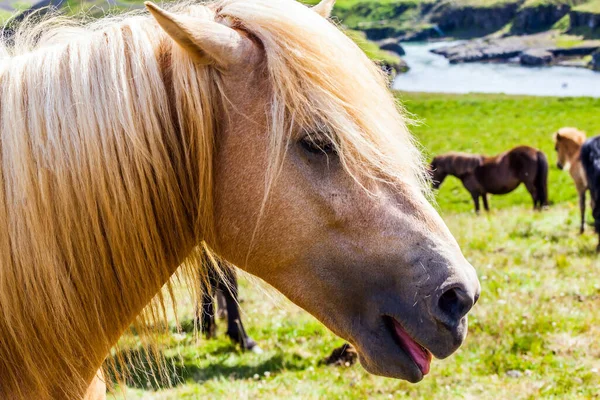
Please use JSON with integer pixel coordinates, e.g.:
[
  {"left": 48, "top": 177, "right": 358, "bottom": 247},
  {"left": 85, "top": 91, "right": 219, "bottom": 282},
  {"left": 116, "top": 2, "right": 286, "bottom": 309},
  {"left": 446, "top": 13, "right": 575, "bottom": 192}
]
[
  {"left": 0, "top": 0, "right": 480, "bottom": 398},
  {"left": 430, "top": 146, "right": 549, "bottom": 212},
  {"left": 554, "top": 127, "right": 589, "bottom": 234}
]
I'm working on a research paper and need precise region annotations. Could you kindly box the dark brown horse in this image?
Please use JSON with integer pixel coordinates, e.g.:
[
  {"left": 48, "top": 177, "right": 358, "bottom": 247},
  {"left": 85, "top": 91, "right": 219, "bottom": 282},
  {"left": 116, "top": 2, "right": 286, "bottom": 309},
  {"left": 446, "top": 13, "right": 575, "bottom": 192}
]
[
  {"left": 196, "top": 262, "right": 261, "bottom": 353},
  {"left": 430, "top": 146, "right": 549, "bottom": 212}
]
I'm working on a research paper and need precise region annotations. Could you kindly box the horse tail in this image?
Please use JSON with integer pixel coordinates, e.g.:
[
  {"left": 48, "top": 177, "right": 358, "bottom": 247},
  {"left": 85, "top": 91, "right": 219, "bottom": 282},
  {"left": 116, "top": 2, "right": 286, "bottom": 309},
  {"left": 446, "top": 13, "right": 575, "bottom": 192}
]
[{"left": 535, "top": 151, "right": 549, "bottom": 207}]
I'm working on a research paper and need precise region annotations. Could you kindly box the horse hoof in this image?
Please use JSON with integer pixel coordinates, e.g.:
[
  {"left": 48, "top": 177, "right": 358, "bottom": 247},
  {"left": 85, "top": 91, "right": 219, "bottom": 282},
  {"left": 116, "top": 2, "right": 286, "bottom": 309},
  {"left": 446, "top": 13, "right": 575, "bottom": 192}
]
[
  {"left": 251, "top": 345, "right": 264, "bottom": 354},
  {"left": 243, "top": 338, "right": 260, "bottom": 352}
]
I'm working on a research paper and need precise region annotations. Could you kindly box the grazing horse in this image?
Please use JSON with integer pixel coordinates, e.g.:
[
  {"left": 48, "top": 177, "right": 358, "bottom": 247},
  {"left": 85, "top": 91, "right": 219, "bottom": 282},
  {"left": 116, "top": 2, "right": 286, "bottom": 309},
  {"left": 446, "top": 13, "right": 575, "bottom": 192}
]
[
  {"left": 580, "top": 136, "right": 600, "bottom": 251},
  {"left": 554, "top": 127, "right": 589, "bottom": 234},
  {"left": 197, "top": 261, "right": 260, "bottom": 352},
  {"left": 431, "top": 146, "right": 549, "bottom": 212},
  {"left": 0, "top": 0, "right": 480, "bottom": 398}
]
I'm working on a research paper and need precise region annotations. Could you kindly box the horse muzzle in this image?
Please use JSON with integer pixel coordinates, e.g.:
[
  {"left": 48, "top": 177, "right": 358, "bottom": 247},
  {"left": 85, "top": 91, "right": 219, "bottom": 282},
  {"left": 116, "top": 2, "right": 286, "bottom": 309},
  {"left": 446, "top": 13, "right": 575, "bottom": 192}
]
[{"left": 353, "top": 265, "right": 480, "bottom": 383}]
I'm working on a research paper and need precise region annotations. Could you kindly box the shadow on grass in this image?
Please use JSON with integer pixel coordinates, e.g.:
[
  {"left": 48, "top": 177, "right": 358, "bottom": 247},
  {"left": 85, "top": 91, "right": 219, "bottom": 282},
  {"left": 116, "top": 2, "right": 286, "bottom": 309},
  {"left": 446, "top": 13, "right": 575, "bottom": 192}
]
[{"left": 110, "top": 347, "right": 311, "bottom": 391}]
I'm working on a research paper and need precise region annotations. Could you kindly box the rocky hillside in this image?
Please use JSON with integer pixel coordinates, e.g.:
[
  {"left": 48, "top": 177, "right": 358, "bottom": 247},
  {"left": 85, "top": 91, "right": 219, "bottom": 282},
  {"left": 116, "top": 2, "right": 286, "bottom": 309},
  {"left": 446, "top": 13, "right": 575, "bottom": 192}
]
[
  {"left": 303, "top": 0, "right": 600, "bottom": 70},
  {"left": 3, "top": 0, "right": 600, "bottom": 71},
  {"left": 303, "top": 0, "right": 600, "bottom": 40}
]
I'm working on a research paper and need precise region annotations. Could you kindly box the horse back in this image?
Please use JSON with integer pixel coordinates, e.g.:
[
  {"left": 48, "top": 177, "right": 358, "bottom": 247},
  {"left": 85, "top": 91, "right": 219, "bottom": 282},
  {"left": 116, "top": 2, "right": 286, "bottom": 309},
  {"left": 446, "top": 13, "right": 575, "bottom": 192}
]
[
  {"left": 476, "top": 146, "right": 541, "bottom": 194},
  {"left": 506, "top": 146, "right": 542, "bottom": 171}
]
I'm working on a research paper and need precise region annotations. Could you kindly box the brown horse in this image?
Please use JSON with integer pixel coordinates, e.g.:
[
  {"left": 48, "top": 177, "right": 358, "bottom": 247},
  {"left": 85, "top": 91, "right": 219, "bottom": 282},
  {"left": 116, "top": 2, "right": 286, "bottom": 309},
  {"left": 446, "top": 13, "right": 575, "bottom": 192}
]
[
  {"left": 197, "top": 261, "right": 260, "bottom": 352},
  {"left": 554, "top": 127, "right": 590, "bottom": 234},
  {"left": 0, "top": 1, "right": 480, "bottom": 398},
  {"left": 431, "top": 146, "right": 549, "bottom": 212}
]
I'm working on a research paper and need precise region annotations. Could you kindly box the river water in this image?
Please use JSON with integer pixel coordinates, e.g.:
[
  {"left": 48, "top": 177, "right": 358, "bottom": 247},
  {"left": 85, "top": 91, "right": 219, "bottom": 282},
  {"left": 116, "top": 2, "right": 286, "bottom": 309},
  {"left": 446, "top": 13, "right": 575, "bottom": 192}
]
[{"left": 392, "top": 41, "right": 600, "bottom": 97}]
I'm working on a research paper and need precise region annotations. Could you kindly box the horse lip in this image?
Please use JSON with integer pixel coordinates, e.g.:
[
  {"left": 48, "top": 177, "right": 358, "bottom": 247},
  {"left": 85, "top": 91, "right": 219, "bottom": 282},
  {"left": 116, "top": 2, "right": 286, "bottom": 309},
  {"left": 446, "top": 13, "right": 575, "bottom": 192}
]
[{"left": 383, "top": 315, "right": 432, "bottom": 377}]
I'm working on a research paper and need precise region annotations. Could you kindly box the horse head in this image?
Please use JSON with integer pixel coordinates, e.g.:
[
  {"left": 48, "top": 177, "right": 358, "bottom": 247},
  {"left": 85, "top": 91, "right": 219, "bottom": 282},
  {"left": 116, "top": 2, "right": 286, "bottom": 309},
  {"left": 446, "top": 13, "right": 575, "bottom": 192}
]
[
  {"left": 148, "top": 0, "right": 480, "bottom": 382},
  {"left": 554, "top": 127, "right": 586, "bottom": 171},
  {"left": 429, "top": 157, "right": 448, "bottom": 190}
]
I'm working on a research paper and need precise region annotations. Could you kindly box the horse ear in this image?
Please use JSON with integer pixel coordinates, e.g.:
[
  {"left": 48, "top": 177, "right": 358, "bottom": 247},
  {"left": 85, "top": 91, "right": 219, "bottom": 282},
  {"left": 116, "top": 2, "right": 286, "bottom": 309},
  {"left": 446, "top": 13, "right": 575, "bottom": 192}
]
[
  {"left": 313, "top": 0, "right": 335, "bottom": 18},
  {"left": 145, "top": 2, "right": 255, "bottom": 69},
  {"left": 554, "top": 132, "right": 561, "bottom": 141}
]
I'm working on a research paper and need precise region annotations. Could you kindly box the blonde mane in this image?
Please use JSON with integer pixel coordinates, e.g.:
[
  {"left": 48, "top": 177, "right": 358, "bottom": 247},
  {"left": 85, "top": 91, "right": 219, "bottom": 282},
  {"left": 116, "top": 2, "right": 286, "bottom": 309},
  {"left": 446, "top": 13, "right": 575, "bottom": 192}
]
[
  {"left": 554, "top": 127, "right": 587, "bottom": 146},
  {"left": 0, "top": 0, "right": 425, "bottom": 397}
]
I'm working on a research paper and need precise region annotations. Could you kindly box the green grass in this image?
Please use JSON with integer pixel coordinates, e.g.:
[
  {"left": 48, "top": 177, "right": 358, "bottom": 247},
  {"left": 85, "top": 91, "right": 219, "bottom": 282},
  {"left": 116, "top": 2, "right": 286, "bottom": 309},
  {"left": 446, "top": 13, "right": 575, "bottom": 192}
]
[
  {"left": 109, "top": 93, "right": 600, "bottom": 399},
  {"left": 303, "top": 0, "right": 429, "bottom": 36},
  {"left": 574, "top": 0, "right": 600, "bottom": 13},
  {"left": 345, "top": 29, "right": 402, "bottom": 66},
  {"left": 552, "top": 14, "right": 572, "bottom": 32},
  {"left": 400, "top": 92, "right": 600, "bottom": 213},
  {"left": 555, "top": 34, "right": 587, "bottom": 48},
  {"left": 520, "top": 0, "right": 584, "bottom": 7},
  {"left": 452, "top": 0, "right": 523, "bottom": 8}
]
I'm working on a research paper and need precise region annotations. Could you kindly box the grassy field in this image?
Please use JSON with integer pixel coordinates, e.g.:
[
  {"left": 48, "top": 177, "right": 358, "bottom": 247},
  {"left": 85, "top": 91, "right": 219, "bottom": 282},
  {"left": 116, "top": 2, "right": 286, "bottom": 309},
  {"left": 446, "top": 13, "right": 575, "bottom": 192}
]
[
  {"left": 110, "top": 93, "right": 600, "bottom": 399},
  {"left": 402, "top": 93, "right": 600, "bottom": 212},
  {"left": 574, "top": 0, "right": 600, "bottom": 13}
]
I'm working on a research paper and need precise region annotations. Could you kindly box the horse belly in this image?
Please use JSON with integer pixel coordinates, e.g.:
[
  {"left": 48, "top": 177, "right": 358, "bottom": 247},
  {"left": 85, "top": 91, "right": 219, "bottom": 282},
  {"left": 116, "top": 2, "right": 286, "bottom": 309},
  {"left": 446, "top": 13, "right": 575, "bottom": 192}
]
[{"left": 483, "top": 178, "right": 521, "bottom": 195}]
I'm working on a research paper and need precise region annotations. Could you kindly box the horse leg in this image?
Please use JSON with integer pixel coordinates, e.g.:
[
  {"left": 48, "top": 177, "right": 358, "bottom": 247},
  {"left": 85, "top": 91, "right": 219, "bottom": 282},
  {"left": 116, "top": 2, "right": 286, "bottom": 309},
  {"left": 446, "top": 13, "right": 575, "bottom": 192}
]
[
  {"left": 590, "top": 191, "right": 600, "bottom": 252},
  {"left": 580, "top": 191, "right": 587, "bottom": 234},
  {"left": 196, "top": 266, "right": 218, "bottom": 339},
  {"left": 219, "top": 267, "right": 260, "bottom": 352},
  {"left": 482, "top": 193, "right": 490, "bottom": 212},
  {"left": 471, "top": 193, "right": 480, "bottom": 214},
  {"left": 200, "top": 290, "right": 217, "bottom": 339},
  {"left": 216, "top": 290, "right": 227, "bottom": 320},
  {"left": 524, "top": 181, "right": 538, "bottom": 210}
]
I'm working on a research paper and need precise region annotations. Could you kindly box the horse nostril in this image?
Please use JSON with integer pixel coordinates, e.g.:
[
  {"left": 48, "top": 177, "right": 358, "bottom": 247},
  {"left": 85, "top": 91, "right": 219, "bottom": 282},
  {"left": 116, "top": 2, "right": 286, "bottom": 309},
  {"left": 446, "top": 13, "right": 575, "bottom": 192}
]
[{"left": 436, "top": 287, "right": 474, "bottom": 328}]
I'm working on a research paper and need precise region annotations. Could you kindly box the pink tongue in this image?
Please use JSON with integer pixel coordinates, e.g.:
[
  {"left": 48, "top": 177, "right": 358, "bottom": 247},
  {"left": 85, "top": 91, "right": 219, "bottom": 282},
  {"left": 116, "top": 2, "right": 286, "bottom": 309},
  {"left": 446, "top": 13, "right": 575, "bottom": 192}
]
[{"left": 392, "top": 320, "right": 432, "bottom": 375}]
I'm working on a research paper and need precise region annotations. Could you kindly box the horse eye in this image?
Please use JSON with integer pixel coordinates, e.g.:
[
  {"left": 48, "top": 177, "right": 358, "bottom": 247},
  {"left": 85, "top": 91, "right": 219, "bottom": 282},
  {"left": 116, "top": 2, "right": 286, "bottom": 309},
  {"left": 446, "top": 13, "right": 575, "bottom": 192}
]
[{"left": 300, "top": 135, "right": 337, "bottom": 156}]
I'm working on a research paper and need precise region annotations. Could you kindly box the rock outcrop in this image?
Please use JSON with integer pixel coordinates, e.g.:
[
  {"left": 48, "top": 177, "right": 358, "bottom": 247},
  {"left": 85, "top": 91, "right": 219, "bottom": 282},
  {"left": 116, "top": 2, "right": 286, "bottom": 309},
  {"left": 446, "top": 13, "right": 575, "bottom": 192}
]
[
  {"left": 511, "top": 4, "right": 572, "bottom": 34},
  {"left": 433, "top": 34, "right": 600, "bottom": 68},
  {"left": 432, "top": 38, "right": 527, "bottom": 63},
  {"left": 549, "top": 45, "right": 600, "bottom": 57},
  {"left": 429, "top": 1, "right": 523, "bottom": 36},
  {"left": 520, "top": 49, "right": 554, "bottom": 66},
  {"left": 592, "top": 50, "right": 600, "bottom": 70},
  {"left": 378, "top": 39, "right": 405, "bottom": 56},
  {"left": 570, "top": 9, "right": 600, "bottom": 31},
  {"left": 380, "top": 58, "right": 410, "bottom": 75},
  {"left": 363, "top": 26, "right": 405, "bottom": 41},
  {"left": 398, "top": 25, "right": 444, "bottom": 42}
]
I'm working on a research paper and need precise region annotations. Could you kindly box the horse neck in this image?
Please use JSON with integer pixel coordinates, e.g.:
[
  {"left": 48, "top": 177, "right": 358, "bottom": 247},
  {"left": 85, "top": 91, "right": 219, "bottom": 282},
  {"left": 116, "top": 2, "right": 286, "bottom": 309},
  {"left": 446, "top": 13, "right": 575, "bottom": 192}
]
[
  {"left": 570, "top": 143, "right": 583, "bottom": 163},
  {"left": 447, "top": 155, "right": 481, "bottom": 177},
  {"left": 0, "top": 19, "right": 212, "bottom": 397}
]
